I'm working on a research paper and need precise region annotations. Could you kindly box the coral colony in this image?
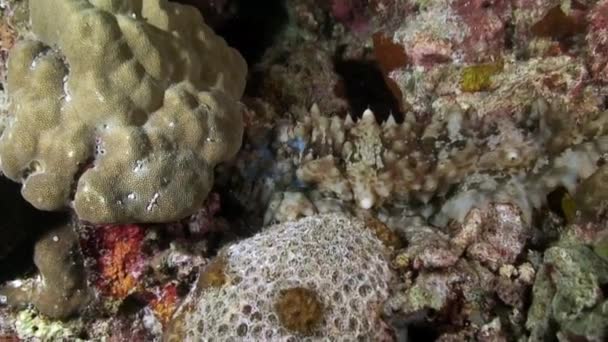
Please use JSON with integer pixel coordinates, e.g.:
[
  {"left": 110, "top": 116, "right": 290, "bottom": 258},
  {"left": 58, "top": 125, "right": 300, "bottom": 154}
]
[{"left": 1, "top": 0, "right": 608, "bottom": 340}]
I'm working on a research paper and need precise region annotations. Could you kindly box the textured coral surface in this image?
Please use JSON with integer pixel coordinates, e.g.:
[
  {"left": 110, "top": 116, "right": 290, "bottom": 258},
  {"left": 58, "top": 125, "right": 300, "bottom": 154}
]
[
  {"left": 166, "top": 214, "right": 394, "bottom": 341},
  {"left": 0, "top": 0, "right": 246, "bottom": 223}
]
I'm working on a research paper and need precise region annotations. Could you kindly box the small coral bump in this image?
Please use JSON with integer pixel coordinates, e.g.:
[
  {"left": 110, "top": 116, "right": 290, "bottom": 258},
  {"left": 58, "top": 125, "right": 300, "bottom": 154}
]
[
  {"left": 364, "top": 216, "right": 403, "bottom": 250},
  {"left": 310, "top": 103, "right": 322, "bottom": 118},
  {"left": 385, "top": 113, "right": 397, "bottom": 127},
  {"left": 197, "top": 256, "right": 228, "bottom": 290},
  {"left": 344, "top": 113, "right": 355, "bottom": 127},
  {"left": 274, "top": 287, "right": 324, "bottom": 335},
  {"left": 361, "top": 108, "right": 376, "bottom": 123}
]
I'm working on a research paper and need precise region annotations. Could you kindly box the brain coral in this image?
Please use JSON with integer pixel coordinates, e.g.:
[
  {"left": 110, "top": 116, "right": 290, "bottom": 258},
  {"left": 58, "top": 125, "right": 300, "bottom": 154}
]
[
  {"left": 165, "top": 213, "right": 395, "bottom": 341},
  {"left": 0, "top": 0, "right": 247, "bottom": 223}
]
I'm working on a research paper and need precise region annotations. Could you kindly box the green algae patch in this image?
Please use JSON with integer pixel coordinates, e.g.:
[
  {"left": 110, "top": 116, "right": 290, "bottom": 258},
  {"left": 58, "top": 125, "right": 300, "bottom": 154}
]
[{"left": 460, "top": 62, "right": 504, "bottom": 93}]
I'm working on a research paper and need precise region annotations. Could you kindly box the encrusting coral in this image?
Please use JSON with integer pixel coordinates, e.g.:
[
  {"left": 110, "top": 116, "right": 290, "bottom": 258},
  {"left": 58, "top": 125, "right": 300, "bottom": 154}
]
[
  {"left": 165, "top": 214, "right": 395, "bottom": 341},
  {"left": 0, "top": 0, "right": 247, "bottom": 223}
]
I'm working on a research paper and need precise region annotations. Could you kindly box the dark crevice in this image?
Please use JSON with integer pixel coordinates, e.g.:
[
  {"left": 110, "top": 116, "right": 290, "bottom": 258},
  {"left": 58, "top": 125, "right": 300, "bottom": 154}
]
[
  {"left": 216, "top": 185, "right": 260, "bottom": 239},
  {"left": 70, "top": 157, "right": 95, "bottom": 199},
  {"left": 333, "top": 47, "right": 404, "bottom": 123},
  {"left": 600, "top": 95, "right": 608, "bottom": 111},
  {"left": 504, "top": 19, "right": 515, "bottom": 51},
  {"left": 117, "top": 294, "right": 149, "bottom": 317},
  {"left": 0, "top": 176, "right": 67, "bottom": 283},
  {"left": 600, "top": 282, "right": 608, "bottom": 300},
  {"left": 212, "top": 0, "right": 289, "bottom": 67},
  {"left": 385, "top": 308, "right": 441, "bottom": 342},
  {"left": 0, "top": 241, "right": 36, "bottom": 283},
  {"left": 407, "top": 323, "right": 441, "bottom": 341},
  {"left": 545, "top": 186, "right": 569, "bottom": 221}
]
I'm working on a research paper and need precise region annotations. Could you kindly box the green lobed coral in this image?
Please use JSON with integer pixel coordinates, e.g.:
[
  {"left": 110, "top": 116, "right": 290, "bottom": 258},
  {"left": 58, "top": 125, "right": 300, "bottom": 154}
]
[{"left": 0, "top": 0, "right": 247, "bottom": 223}]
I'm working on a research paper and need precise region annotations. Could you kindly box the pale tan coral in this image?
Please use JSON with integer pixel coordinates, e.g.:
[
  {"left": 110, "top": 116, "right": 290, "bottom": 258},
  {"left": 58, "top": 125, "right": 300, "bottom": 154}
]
[
  {"left": 0, "top": 0, "right": 247, "bottom": 223},
  {"left": 285, "top": 90, "right": 608, "bottom": 219},
  {"left": 434, "top": 135, "right": 608, "bottom": 226},
  {"left": 166, "top": 214, "right": 394, "bottom": 341},
  {"left": 290, "top": 104, "right": 537, "bottom": 210}
]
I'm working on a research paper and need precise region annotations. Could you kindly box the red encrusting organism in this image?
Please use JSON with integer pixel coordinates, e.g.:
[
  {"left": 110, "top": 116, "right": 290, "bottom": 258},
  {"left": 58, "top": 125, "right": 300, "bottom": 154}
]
[{"left": 81, "top": 224, "right": 146, "bottom": 299}]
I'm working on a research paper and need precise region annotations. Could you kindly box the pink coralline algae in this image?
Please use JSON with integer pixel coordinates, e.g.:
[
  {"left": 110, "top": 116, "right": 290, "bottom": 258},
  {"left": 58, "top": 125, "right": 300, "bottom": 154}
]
[
  {"left": 452, "top": 0, "right": 512, "bottom": 62},
  {"left": 331, "top": 0, "right": 370, "bottom": 33},
  {"left": 149, "top": 283, "right": 179, "bottom": 325},
  {"left": 462, "top": 204, "right": 529, "bottom": 271},
  {"left": 587, "top": 0, "right": 608, "bottom": 83}
]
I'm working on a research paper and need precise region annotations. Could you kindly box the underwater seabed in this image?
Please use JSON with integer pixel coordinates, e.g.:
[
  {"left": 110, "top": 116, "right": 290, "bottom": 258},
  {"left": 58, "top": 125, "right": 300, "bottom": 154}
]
[{"left": 1, "top": 0, "right": 608, "bottom": 341}]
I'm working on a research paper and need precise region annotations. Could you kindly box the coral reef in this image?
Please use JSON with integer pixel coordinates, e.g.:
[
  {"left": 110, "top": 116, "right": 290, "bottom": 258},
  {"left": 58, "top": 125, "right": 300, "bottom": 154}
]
[
  {"left": 0, "top": 0, "right": 246, "bottom": 223},
  {"left": 2, "top": 0, "right": 608, "bottom": 340},
  {"left": 165, "top": 214, "right": 395, "bottom": 341}
]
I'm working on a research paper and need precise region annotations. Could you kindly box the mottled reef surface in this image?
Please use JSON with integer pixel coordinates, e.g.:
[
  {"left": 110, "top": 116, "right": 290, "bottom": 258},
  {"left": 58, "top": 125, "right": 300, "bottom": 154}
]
[{"left": 1, "top": 0, "right": 608, "bottom": 341}]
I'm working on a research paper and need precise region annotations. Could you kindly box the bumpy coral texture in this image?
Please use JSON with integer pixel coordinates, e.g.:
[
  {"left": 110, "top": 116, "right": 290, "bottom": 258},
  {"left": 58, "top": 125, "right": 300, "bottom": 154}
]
[
  {"left": 166, "top": 214, "right": 394, "bottom": 341},
  {"left": 0, "top": 0, "right": 247, "bottom": 223},
  {"left": 0, "top": 222, "right": 90, "bottom": 319}
]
